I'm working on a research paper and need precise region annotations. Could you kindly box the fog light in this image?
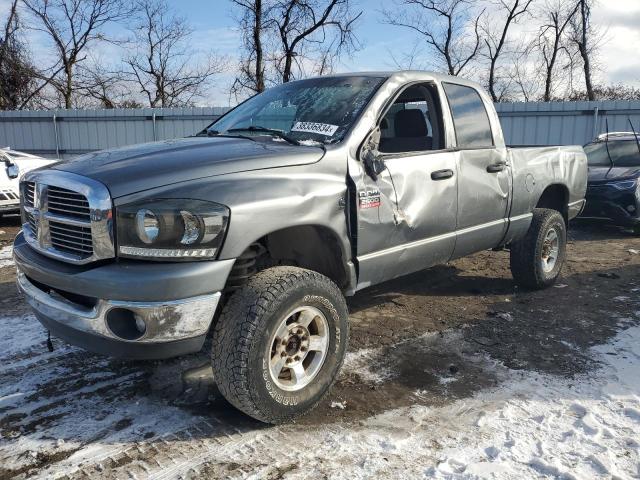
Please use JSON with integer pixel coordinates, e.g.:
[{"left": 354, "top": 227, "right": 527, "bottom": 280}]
[
  {"left": 627, "top": 205, "right": 636, "bottom": 213},
  {"left": 106, "top": 308, "right": 146, "bottom": 340}
]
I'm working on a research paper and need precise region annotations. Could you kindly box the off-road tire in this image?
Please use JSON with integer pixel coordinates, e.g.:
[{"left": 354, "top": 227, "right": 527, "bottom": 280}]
[
  {"left": 211, "top": 266, "right": 349, "bottom": 424},
  {"left": 510, "top": 208, "right": 567, "bottom": 290}
]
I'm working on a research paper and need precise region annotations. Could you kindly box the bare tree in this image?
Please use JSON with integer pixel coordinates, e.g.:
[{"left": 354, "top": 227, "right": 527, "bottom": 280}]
[
  {"left": 22, "top": 0, "right": 131, "bottom": 108},
  {"left": 481, "top": 0, "right": 533, "bottom": 102},
  {"left": 0, "top": 0, "right": 39, "bottom": 109},
  {"left": 270, "top": 0, "right": 361, "bottom": 83},
  {"left": 231, "top": 0, "right": 268, "bottom": 96},
  {"left": 124, "top": 0, "right": 226, "bottom": 107},
  {"left": 568, "top": 84, "right": 640, "bottom": 102},
  {"left": 383, "top": 0, "right": 484, "bottom": 76},
  {"left": 569, "top": 0, "right": 597, "bottom": 100},
  {"left": 536, "top": 0, "right": 580, "bottom": 101},
  {"left": 75, "top": 56, "right": 133, "bottom": 108},
  {"left": 509, "top": 51, "right": 539, "bottom": 101}
]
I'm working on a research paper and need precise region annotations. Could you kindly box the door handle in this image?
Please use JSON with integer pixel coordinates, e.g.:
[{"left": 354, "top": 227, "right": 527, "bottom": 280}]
[
  {"left": 486, "top": 162, "right": 507, "bottom": 173},
  {"left": 431, "top": 169, "right": 454, "bottom": 180}
]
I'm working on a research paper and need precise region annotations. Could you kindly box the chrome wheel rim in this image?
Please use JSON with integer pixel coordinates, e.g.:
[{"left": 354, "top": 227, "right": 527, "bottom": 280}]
[
  {"left": 541, "top": 227, "right": 560, "bottom": 273},
  {"left": 266, "top": 306, "right": 329, "bottom": 392}
]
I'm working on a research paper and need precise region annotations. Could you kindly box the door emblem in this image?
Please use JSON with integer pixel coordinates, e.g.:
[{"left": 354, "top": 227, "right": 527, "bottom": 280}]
[{"left": 359, "top": 189, "right": 381, "bottom": 209}]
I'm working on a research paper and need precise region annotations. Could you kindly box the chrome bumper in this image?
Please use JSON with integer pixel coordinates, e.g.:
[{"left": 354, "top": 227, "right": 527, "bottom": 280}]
[{"left": 17, "top": 271, "right": 220, "bottom": 344}]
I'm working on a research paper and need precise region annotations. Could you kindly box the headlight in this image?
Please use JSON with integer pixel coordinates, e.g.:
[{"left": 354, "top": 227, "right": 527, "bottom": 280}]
[
  {"left": 116, "top": 199, "right": 229, "bottom": 260},
  {"left": 606, "top": 179, "right": 637, "bottom": 190}
]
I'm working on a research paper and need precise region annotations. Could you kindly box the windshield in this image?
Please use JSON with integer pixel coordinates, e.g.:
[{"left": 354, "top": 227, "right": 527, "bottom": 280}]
[
  {"left": 584, "top": 140, "right": 640, "bottom": 167},
  {"left": 208, "top": 76, "right": 386, "bottom": 145}
]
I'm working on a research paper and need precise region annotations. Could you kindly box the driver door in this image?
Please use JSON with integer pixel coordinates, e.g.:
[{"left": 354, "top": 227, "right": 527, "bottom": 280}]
[{"left": 351, "top": 83, "right": 458, "bottom": 290}]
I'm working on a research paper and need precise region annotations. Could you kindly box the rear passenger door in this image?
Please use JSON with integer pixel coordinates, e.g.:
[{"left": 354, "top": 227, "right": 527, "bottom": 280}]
[{"left": 442, "top": 82, "right": 510, "bottom": 258}]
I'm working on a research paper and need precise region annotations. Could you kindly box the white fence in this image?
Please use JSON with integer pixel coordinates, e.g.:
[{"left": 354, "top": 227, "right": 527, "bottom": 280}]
[{"left": 1, "top": 101, "right": 640, "bottom": 159}]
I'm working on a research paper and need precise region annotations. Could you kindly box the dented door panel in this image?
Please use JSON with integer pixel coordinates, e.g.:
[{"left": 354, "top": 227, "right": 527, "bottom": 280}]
[{"left": 352, "top": 151, "right": 457, "bottom": 290}]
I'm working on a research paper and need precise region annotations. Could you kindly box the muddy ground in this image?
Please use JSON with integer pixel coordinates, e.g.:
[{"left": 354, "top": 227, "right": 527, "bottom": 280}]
[{"left": 0, "top": 213, "right": 639, "bottom": 479}]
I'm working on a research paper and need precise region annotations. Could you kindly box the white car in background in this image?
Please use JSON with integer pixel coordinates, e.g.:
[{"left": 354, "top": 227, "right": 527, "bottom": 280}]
[{"left": 1, "top": 149, "right": 57, "bottom": 217}]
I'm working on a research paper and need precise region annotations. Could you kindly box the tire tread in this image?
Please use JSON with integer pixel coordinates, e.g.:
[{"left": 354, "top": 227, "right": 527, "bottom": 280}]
[
  {"left": 211, "top": 266, "right": 347, "bottom": 423},
  {"left": 510, "top": 208, "right": 566, "bottom": 290}
]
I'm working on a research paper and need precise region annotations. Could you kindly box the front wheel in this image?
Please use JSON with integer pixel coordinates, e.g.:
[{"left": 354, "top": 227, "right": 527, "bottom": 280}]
[
  {"left": 211, "top": 266, "right": 349, "bottom": 424},
  {"left": 510, "top": 208, "right": 567, "bottom": 290}
]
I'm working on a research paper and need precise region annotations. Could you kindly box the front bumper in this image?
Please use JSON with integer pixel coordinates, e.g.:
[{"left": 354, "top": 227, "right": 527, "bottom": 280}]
[
  {"left": 14, "top": 232, "right": 235, "bottom": 360},
  {"left": 0, "top": 202, "right": 19, "bottom": 214}
]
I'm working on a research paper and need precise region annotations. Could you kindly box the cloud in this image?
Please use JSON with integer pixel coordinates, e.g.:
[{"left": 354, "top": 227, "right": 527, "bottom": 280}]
[{"left": 593, "top": 0, "right": 640, "bottom": 88}]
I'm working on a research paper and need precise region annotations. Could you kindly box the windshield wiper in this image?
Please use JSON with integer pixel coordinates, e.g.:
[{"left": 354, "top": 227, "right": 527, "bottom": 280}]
[
  {"left": 227, "top": 126, "right": 300, "bottom": 145},
  {"left": 194, "top": 129, "right": 256, "bottom": 142}
]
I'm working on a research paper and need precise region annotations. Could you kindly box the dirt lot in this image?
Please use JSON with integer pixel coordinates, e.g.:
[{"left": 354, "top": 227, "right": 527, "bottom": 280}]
[{"left": 1, "top": 213, "right": 639, "bottom": 479}]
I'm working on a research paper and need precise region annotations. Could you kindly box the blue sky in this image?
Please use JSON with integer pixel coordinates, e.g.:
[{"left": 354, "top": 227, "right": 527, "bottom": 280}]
[
  {"left": 169, "top": 0, "right": 640, "bottom": 105},
  {"left": 2, "top": 0, "right": 639, "bottom": 106},
  {"left": 173, "top": 0, "right": 421, "bottom": 104}
]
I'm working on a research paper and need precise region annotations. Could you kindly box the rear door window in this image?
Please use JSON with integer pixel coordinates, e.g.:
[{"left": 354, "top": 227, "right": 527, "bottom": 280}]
[{"left": 442, "top": 83, "right": 494, "bottom": 149}]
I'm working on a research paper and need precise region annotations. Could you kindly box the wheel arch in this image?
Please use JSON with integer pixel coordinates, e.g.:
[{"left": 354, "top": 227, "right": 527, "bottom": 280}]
[
  {"left": 226, "top": 224, "right": 354, "bottom": 293},
  {"left": 535, "top": 183, "right": 570, "bottom": 224}
]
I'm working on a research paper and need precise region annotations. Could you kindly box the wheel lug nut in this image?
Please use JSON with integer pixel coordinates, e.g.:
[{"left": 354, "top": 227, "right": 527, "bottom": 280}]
[
  {"left": 294, "top": 355, "right": 300, "bottom": 361},
  {"left": 282, "top": 340, "right": 287, "bottom": 345},
  {"left": 286, "top": 358, "right": 292, "bottom": 363},
  {"left": 300, "top": 346, "right": 307, "bottom": 352},
  {"left": 280, "top": 352, "right": 286, "bottom": 357}
]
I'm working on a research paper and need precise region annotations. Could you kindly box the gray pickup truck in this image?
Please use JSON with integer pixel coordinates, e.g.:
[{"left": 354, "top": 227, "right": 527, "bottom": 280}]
[{"left": 14, "top": 71, "right": 587, "bottom": 423}]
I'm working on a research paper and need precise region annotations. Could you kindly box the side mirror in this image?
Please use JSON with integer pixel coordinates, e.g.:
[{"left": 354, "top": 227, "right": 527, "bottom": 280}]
[
  {"left": 362, "top": 127, "right": 385, "bottom": 180},
  {"left": 6, "top": 162, "right": 19, "bottom": 179}
]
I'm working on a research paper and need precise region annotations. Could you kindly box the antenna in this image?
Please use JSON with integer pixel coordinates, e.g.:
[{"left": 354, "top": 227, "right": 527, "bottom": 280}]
[
  {"left": 629, "top": 118, "right": 640, "bottom": 158},
  {"left": 604, "top": 118, "right": 613, "bottom": 168}
]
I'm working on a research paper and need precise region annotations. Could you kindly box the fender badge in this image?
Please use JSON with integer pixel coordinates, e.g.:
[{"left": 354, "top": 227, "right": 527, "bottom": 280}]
[{"left": 359, "top": 189, "right": 381, "bottom": 209}]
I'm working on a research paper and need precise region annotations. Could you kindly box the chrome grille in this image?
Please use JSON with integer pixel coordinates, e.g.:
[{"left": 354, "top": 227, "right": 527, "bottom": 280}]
[
  {"left": 20, "top": 171, "right": 114, "bottom": 265},
  {"left": 24, "top": 181, "right": 35, "bottom": 206},
  {"left": 47, "top": 185, "right": 91, "bottom": 220},
  {"left": 49, "top": 220, "right": 93, "bottom": 256},
  {"left": 26, "top": 210, "right": 37, "bottom": 233}
]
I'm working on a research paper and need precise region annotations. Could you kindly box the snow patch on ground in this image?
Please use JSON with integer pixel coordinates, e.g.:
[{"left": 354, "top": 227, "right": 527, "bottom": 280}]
[
  {"left": 0, "top": 313, "right": 47, "bottom": 362},
  {"left": 343, "top": 348, "right": 394, "bottom": 384},
  {"left": 304, "top": 325, "right": 640, "bottom": 479},
  {"left": 0, "top": 245, "right": 13, "bottom": 268}
]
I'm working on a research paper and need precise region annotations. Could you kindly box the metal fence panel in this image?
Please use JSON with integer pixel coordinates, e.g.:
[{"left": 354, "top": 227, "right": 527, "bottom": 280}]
[
  {"left": 1, "top": 102, "right": 640, "bottom": 159},
  {"left": 495, "top": 100, "right": 640, "bottom": 147},
  {"left": 0, "top": 107, "right": 228, "bottom": 158}
]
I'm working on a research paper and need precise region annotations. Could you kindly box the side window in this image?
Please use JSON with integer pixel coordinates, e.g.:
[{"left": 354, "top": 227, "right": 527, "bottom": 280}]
[
  {"left": 378, "top": 83, "right": 443, "bottom": 154},
  {"left": 442, "top": 83, "right": 494, "bottom": 149}
]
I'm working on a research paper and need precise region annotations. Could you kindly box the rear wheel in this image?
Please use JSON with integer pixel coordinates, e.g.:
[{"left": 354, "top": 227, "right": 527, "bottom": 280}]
[
  {"left": 211, "top": 266, "right": 349, "bottom": 424},
  {"left": 510, "top": 208, "right": 567, "bottom": 289}
]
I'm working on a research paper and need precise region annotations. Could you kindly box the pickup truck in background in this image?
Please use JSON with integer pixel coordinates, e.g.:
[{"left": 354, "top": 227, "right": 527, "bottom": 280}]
[
  {"left": 1, "top": 149, "right": 55, "bottom": 217},
  {"left": 14, "top": 71, "right": 587, "bottom": 424}
]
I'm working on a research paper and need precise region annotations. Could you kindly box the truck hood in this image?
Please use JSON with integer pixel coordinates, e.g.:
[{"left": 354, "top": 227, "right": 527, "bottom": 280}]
[
  {"left": 51, "top": 136, "right": 325, "bottom": 198},
  {"left": 587, "top": 165, "right": 640, "bottom": 184}
]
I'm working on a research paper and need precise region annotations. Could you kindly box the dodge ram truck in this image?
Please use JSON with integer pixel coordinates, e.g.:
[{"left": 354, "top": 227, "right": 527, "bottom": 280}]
[{"left": 14, "top": 71, "right": 587, "bottom": 423}]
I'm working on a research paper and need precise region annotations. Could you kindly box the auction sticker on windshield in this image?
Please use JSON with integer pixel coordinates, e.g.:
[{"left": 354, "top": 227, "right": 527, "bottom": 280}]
[{"left": 291, "top": 122, "right": 339, "bottom": 136}]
